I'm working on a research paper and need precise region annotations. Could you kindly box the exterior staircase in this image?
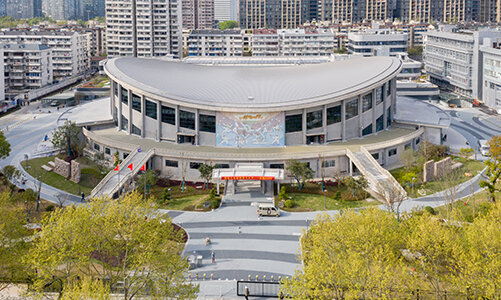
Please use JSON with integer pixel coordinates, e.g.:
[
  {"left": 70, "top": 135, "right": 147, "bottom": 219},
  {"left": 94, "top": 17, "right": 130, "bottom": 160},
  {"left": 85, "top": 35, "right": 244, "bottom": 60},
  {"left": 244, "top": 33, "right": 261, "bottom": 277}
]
[{"left": 90, "top": 148, "right": 155, "bottom": 198}]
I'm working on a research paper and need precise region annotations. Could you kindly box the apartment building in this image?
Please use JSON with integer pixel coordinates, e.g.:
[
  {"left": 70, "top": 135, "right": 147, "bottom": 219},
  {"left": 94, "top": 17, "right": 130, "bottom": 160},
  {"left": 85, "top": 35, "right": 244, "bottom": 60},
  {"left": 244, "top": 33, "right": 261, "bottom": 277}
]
[
  {"left": 187, "top": 29, "right": 243, "bottom": 56},
  {"left": 42, "top": 0, "right": 80, "bottom": 20},
  {"left": 0, "top": 31, "right": 90, "bottom": 82},
  {"left": 214, "top": 0, "right": 238, "bottom": 22},
  {"left": 251, "top": 29, "right": 280, "bottom": 55},
  {"left": 5, "top": 0, "right": 35, "bottom": 19},
  {"left": 106, "top": 0, "right": 182, "bottom": 58},
  {"left": 481, "top": 38, "right": 501, "bottom": 112},
  {"left": 424, "top": 28, "right": 501, "bottom": 100},
  {"left": 347, "top": 28, "right": 408, "bottom": 57},
  {"left": 0, "top": 49, "right": 4, "bottom": 101},
  {"left": 182, "top": 0, "right": 215, "bottom": 30},
  {"left": 2, "top": 44, "right": 53, "bottom": 97},
  {"left": 239, "top": 0, "right": 302, "bottom": 29}
]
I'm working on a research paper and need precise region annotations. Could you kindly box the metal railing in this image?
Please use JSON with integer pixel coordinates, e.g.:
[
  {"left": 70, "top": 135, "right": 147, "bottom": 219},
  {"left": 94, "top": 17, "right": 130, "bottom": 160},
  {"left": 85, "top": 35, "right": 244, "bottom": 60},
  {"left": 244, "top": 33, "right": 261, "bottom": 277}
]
[{"left": 236, "top": 280, "right": 282, "bottom": 298}]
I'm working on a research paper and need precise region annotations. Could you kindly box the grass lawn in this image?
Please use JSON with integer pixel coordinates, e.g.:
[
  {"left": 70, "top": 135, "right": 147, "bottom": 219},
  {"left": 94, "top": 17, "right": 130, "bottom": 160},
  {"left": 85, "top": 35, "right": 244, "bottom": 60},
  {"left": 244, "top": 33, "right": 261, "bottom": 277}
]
[
  {"left": 279, "top": 192, "right": 377, "bottom": 212},
  {"left": 146, "top": 184, "right": 219, "bottom": 211},
  {"left": 21, "top": 156, "right": 108, "bottom": 196},
  {"left": 390, "top": 158, "right": 485, "bottom": 198}
]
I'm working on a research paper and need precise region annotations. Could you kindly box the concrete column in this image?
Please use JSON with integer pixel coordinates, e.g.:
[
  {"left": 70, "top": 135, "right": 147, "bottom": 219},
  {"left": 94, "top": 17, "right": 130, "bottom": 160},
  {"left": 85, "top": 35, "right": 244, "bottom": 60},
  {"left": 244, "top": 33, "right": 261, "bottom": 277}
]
[
  {"left": 117, "top": 85, "right": 122, "bottom": 132},
  {"left": 322, "top": 105, "right": 327, "bottom": 143},
  {"left": 302, "top": 109, "right": 307, "bottom": 144},
  {"left": 156, "top": 100, "right": 161, "bottom": 141},
  {"left": 140, "top": 95, "right": 145, "bottom": 138},
  {"left": 349, "top": 157, "right": 353, "bottom": 176},
  {"left": 341, "top": 100, "right": 346, "bottom": 141},
  {"left": 195, "top": 109, "right": 199, "bottom": 145},
  {"left": 110, "top": 81, "right": 115, "bottom": 119},
  {"left": 127, "top": 90, "right": 132, "bottom": 135},
  {"left": 175, "top": 105, "right": 180, "bottom": 143},
  {"left": 383, "top": 81, "right": 389, "bottom": 130}
]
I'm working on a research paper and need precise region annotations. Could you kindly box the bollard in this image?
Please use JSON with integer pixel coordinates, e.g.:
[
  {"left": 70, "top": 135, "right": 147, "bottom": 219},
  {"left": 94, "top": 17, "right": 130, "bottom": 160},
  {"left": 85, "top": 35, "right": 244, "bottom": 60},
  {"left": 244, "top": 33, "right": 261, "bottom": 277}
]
[
  {"left": 248, "top": 275, "right": 251, "bottom": 281},
  {"left": 255, "top": 275, "right": 259, "bottom": 281},
  {"left": 278, "top": 276, "right": 281, "bottom": 282},
  {"left": 203, "top": 273, "right": 206, "bottom": 280},
  {"left": 211, "top": 273, "right": 214, "bottom": 280},
  {"left": 263, "top": 275, "right": 266, "bottom": 281},
  {"left": 195, "top": 273, "right": 199, "bottom": 280},
  {"left": 271, "top": 275, "right": 274, "bottom": 282}
]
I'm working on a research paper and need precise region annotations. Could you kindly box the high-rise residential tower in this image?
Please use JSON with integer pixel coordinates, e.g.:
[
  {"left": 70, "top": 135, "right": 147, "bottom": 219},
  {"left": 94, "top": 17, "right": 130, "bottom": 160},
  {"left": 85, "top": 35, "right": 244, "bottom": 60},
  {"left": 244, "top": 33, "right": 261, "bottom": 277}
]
[
  {"left": 42, "top": 0, "right": 80, "bottom": 20},
  {"left": 239, "top": 0, "right": 302, "bottom": 29},
  {"left": 214, "top": 0, "right": 238, "bottom": 22},
  {"left": 5, "top": 0, "right": 35, "bottom": 19},
  {"left": 182, "top": 0, "right": 215, "bottom": 29},
  {"left": 106, "top": 0, "right": 182, "bottom": 58}
]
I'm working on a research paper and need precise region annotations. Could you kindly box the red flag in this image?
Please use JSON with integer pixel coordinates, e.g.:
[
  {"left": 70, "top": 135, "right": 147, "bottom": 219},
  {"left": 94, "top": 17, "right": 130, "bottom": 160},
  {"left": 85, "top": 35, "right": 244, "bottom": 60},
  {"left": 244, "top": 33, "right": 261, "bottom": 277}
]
[
  {"left": 114, "top": 165, "right": 119, "bottom": 171},
  {"left": 127, "top": 163, "right": 133, "bottom": 171},
  {"left": 140, "top": 164, "right": 146, "bottom": 171}
]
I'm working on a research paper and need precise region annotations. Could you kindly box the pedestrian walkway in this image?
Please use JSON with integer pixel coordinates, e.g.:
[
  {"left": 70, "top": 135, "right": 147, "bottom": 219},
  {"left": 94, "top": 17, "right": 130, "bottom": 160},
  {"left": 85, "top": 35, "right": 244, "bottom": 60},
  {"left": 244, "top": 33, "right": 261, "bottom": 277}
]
[
  {"left": 347, "top": 147, "right": 407, "bottom": 201},
  {"left": 90, "top": 148, "right": 154, "bottom": 198}
]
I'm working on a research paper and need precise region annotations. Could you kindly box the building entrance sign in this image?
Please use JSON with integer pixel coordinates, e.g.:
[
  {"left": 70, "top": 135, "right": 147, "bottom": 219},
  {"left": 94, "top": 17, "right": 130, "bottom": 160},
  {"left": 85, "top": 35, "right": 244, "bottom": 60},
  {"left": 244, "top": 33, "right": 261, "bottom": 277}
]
[{"left": 221, "top": 176, "right": 275, "bottom": 181}]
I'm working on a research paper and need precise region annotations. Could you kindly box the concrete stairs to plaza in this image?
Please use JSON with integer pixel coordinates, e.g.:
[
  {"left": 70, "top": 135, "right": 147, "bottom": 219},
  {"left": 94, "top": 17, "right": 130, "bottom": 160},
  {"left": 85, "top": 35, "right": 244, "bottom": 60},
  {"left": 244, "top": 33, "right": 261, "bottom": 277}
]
[
  {"left": 346, "top": 147, "right": 407, "bottom": 203},
  {"left": 90, "top": 148, "right": 155, "bottom": 199}
]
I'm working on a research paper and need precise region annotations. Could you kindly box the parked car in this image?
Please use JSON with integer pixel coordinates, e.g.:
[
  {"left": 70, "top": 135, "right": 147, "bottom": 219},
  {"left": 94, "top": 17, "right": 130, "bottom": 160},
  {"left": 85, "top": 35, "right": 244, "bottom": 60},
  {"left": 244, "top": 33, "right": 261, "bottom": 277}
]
[{"left": 257, "top": 203, "right": 280, "bottom": 217}]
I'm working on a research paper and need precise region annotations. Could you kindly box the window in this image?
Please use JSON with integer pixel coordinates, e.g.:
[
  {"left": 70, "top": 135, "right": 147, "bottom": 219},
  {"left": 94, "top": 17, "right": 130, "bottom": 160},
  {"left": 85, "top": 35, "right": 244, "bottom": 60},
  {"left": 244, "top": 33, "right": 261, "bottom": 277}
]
[
  {"left": 161, "top": 105, "right": 175, "bottom": 125},
  {"left": 120, "top": 115, "right": 128, "bottom": 131},
  {"left": 165, "top": 160, "right": 178, "bottom": 167},
  {"left": 322, "top": 160, "right": 335, "bottom": 168},
  {"left": 376, "top": 115, "right": 384, "bottom": 132},
  {"left": 131, "top": 93, "right": 141, "bottom": 112},
  {"left": 372, "top": 152, "right": 379, "bottom": 160},
  {"left": 388, "top": 148, "right": 397, "bottom": 156},
  {"left": 190, "top": 162, "right": 202, "bottom": 169},
  {"left": 327, "top": 105, "right": 341, "bottom": 125},
  {"left": 105, "top": 147, "right": 111, "bottom": 155},
  {"left": 362, "top": 93, "right": 372, "bottom": 112},
  {"left": 362, "top": 124, "right": 373, "bottom": 136},
  {"left": 285, "top": 114, "right": 302, "bottom": 133},
  {"left": 345, "top": 98, "right": 358, "bottom": 120},
  {"left": 405, "top": 143, "right": 412, "bottom": 150},
  {"left": 199, "top": 114, "right": 215, "bottom": 133},
  {"left": 93, "top": 143, "right": 100, "bottom": 151},
  {"left": 179, "top": 110, "right": 195, "bottom": 130},
  {"left": 113, "top": 82, "right": 118, "bottom": 96},
  {"left": 123, "top": 153, "right": 128, "bottom": 159},
  {"left": 376, "top": 86, "right": 384, "bottom": 105},
  {"left": 131, "top": 124, "right": 141, "bottom": 136},
  {"left": 387, "top": 106, "right": 392, "bottom": 127},
  {"left": 307, "top": 110, "right": 323, "bottom": 130},
  {"left": 215, "top": 163, "right": 230, "bottom": 168},
  {"left": 416, "top": 137, "right": 421, "bottom": 145},
  {"left": 145, "top": 100, "right": 157, "bottom": 119},
  {"left": 270, "top": 163, "right": 284, "bottom": 169},
  {"left": 121, "top": 87, "right": 128, "bottom": 104}
]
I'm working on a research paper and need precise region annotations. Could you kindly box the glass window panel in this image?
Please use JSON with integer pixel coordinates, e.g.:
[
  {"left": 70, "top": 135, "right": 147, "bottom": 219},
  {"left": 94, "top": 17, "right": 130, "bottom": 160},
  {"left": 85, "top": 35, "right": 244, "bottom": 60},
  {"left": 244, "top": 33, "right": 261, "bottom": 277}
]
[
  {"left": 376, "top": 115, "right": 384, "bottom": 132},
  {"left": 165, "top": 160, "right": 178, "bottom": 167},
  {"left": 179, "top": 110, "right": 195, "bottom": 130},
  {"left": 327, "top": 105, "right": 341, "bottom": 125},
  {"left": 345, "top": 98, "right": 358, "bottom": 120},
  {"left": 145, "top": 100, "right": 157, "bottom": 119},
  {"left": 121, "top": 87, "right": 128, "bottom": 105},
  {"left": 376, "top": 87, "right": 384, "bottom": 105},
  {"left": 362, "top": 93, "right": 373, "bottom": 112},
  {"left": 131, "top": 93, "right": 141, "bottom": 112},
  {"left": 285, "top": 114, "right": 302, "bottom": 133},
  {"left": 161, "top": 105, "right": 175, "bottom": 125},
  {"left": 362, "top": 124, "right": 372, "bottom": 136},
  {"left": 307, "top": 110, "right": 323, "bottom": 130},
  {"left": 199, "top": 114, "right": 215, "bottom": 133}
]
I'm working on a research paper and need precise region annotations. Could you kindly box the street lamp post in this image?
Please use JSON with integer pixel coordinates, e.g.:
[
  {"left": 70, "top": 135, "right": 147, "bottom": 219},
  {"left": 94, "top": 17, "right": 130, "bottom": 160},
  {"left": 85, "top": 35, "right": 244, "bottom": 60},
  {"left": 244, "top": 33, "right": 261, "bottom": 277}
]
[{"left": 323, "top": 189, "right": 327, "bottom": 210}]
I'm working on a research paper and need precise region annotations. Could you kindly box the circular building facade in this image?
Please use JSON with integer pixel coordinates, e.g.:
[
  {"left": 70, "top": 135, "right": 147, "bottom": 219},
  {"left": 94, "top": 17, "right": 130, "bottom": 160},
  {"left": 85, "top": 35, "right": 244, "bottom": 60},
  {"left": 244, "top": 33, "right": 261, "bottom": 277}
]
[{"left": 105, "top": 56, "right": 401, "bottom": 147}]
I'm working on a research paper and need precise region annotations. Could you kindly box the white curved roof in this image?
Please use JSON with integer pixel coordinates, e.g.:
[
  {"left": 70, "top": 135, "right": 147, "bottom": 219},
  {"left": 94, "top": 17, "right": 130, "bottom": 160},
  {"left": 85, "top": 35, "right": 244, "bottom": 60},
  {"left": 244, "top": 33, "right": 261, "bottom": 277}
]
[{"left": 105, "top": 56, "right": 402, "bottom": 111}]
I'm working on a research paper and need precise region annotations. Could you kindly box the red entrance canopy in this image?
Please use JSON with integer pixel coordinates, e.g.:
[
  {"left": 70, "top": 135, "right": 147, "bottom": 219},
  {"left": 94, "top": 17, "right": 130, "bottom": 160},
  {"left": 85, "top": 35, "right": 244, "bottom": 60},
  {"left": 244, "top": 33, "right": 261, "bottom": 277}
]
[{"left": 221, "top": 176, "right": 275, "bottom": 181}]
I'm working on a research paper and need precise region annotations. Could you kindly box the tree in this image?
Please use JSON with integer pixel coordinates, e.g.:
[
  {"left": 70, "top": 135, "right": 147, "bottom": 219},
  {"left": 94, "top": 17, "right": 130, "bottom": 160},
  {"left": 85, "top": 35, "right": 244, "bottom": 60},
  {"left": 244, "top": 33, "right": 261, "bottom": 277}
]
[
  {"left": 407, "top": 46, "right": 423, "bottom": 57},
  {"left": 137, "top": 170, "right": 157, "bottom": 198},
  {"left": 198, "top": 163, "right": 214, "bottom": 189},
  {"left": 373, "top": 181, "right": 406, "bottom": 220},
  {"left": 2, "top": 165, "right": 21, "bottom": 184},
  {"left": 479, "top": 136, "right": 501, "bottom": 203},
  {"left": 26, "top": 192, "right": 198, "bottom": 300},
  {"left": 61, "top": 277, "right": 112, "bottom": 300},
  {"left": 51, "top": 120, "right": 82, "bottom": 158},
  {"left": 286, "top": 160, "right": 314, "bottom": 190},
  {"left": 0, "top": 131, "right": 11, "bottom": 160},
  {"left": 400, "top": 148, "right": 417, "bottom": 171},
  {"left": 281, "top": 208, "right": 414, "bottom": 299},
  {"left": 0, "top": 192, "right": 29, "bottom": 292},
  {"left": 218, "top": 20, "right": 238, "bottom": 30},
  {"left": 458, "top": 147, "right": 474, "bottom": 161},
  {"left": 334, "top": 47, "right": 348, "bottom": 54}
]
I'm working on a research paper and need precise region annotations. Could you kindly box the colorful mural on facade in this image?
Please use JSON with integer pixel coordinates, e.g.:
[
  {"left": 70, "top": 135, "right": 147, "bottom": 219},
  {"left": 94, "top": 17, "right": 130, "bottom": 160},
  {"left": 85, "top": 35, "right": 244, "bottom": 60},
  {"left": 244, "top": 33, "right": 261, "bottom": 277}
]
[{"left": 216, "top": 112, "right": 285, "bottom": 147}]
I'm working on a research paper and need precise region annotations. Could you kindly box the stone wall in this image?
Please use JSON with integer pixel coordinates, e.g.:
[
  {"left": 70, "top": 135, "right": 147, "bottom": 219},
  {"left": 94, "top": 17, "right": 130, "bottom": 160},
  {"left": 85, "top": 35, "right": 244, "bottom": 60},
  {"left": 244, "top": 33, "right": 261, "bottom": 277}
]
[
  {"left": 423, "top": 160, "right": 435, "bottom": 183},
  {"left": 54, "top": 157, "right": 70, "bottom": 178},
  {"left": 434, "top": 157, "right": 452, "bottom": 179},
  {"left": 70, "top": 160, "right": 81, "bottom": 183}
]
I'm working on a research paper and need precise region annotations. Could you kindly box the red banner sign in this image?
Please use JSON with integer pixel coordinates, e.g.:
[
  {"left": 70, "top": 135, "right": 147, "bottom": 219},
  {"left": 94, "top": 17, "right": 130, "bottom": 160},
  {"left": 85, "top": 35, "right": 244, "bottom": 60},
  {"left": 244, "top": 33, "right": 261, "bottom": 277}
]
[{"left": 221, "top": 176, "right": 275, "bottom": 181}]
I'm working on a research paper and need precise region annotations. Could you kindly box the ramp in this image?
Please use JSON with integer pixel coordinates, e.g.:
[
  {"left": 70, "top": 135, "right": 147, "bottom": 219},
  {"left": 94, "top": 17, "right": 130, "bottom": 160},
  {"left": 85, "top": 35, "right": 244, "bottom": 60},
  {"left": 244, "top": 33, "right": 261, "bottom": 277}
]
[
  {"left": 90, "top": 148, "right": 155, "bottom": 198},
  {"left": 346, "top": 147, "right": 407, "bottom": 203}
]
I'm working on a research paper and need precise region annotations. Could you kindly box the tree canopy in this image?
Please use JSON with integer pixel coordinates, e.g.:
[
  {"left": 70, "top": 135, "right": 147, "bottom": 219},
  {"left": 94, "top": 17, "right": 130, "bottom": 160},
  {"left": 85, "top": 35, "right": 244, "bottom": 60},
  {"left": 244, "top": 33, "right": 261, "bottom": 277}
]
[
  {"left": 0, "top": 131, "right": 11, "bottom": 160},
  {"left": 286, "top": 160, "right": 314, "bottom": 190},
  {"left": 26, "top": 192, "right": 198, "bottom": 299},
  {"left": 218, "top": 20, "right": 238, "bottom": 30},
  {"left": 50, "top": 120, "right": 82, "bottom": 158},
  {"left": 480, "top": 135, "right": 501, "bottom": 202}
]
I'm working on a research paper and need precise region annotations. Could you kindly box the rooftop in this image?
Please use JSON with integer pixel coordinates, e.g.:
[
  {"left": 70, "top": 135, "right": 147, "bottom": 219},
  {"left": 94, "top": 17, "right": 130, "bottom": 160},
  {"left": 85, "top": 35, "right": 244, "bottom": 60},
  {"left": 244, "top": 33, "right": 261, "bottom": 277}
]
[{"left": 105, "top": 56, "right": 402, "bottom": 111}]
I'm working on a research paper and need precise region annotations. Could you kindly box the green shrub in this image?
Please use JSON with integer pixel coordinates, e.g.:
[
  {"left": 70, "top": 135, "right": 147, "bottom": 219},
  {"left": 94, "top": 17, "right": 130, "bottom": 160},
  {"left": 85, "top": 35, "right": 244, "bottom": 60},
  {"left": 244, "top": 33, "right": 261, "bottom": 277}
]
[
  {"left": 45, "top": 205, "right": 55, "bottom": 212},
  {"left": 278, "top": 186, "right": 288, "bottom": 200},
  {"left": 210, "top": 198, "right": 221, "bottom": 209},
  {"left": 424, "top": 206, "right": 436, "bottom": 215},
  {"left": 334, "top": 191, "right": 341, "bottom": 201},
  {"left": 284, "top": 199, "right": 294, "bottom": 208}
]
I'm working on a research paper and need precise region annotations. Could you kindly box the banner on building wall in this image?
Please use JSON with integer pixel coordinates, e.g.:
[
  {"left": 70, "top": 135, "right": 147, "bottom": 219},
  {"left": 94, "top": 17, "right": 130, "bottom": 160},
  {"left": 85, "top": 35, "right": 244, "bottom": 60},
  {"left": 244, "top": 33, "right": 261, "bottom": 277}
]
[{"left": 216, "top": 112, "right": 285, "bottom": 147}]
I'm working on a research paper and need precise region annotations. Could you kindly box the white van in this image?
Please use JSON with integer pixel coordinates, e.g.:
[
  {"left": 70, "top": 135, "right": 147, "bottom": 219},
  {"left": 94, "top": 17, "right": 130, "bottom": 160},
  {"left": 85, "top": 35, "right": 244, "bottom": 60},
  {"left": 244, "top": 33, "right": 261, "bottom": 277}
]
[
  {"left": 478, "top": 139, "right": 490, "bottom": 156},
  {"left": 257, "top": 203, "right": 280, "bottom": 217}
]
